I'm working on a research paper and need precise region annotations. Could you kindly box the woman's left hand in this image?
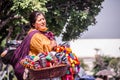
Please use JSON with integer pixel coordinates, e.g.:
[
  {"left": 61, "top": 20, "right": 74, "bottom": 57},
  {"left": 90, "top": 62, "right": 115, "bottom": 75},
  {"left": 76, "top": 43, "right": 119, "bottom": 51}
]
[{"left": 50, "top": 40, "right": 57, "bottom": 49}]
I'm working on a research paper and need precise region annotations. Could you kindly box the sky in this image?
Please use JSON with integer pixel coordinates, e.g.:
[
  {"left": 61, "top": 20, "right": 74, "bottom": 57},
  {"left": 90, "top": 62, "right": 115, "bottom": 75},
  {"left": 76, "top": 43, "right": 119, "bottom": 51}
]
[
  {"left": 56, "top": 0, "right": 120, "bottom": 57},
  {"left": 81, "top": 0, "right": 120, "bottom": 39}
]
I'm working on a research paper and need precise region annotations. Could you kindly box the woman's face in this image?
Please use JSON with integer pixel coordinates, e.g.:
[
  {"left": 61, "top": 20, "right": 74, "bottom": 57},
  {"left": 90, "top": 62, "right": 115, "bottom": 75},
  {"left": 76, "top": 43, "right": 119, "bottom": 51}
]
[{"left": 33, "top": 14, "right": 47, "bottom": 31}]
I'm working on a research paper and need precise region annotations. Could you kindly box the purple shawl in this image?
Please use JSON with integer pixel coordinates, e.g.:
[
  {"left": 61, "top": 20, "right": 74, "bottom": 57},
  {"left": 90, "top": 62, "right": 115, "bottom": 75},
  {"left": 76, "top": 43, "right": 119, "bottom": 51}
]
[{"left": 10, "top": 30, "right": 39, "bottom": 80}]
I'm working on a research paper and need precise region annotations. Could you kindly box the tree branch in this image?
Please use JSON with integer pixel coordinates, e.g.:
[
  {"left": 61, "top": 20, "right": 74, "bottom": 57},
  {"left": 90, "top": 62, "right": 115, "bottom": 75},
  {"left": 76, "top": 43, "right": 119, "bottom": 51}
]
[{"left": 0, "top": 14, "right": 21, "bottom": 30}]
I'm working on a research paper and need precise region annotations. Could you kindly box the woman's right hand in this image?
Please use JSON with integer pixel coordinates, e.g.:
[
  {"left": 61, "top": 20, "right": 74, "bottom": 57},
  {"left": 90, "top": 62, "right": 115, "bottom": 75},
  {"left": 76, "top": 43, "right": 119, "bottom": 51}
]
[{"left": 50, "top": 40, "right": 57, "bottom": 49}]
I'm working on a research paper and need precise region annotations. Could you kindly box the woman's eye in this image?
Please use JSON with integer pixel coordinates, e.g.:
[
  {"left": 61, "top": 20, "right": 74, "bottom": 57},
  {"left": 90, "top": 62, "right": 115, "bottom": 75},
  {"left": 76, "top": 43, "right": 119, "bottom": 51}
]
[{"left": 42, "top": 18, "right": 45, "bottom": 21}]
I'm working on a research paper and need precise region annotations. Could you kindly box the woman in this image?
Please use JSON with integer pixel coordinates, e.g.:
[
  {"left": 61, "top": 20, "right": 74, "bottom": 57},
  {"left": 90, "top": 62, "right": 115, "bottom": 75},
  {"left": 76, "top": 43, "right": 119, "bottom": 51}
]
[
  {"left": 1, "top": 11, "right": 57, "bottom": 80},
  {"left": 28, "top": 11, "right": 57, "bottom": 56}
]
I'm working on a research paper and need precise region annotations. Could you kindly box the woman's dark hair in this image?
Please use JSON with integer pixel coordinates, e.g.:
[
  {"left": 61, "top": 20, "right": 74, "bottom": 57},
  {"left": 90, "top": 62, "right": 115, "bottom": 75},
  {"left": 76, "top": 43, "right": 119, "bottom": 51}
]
[{"left": 29, "top": 11, "right": 45, "bottom": 28}]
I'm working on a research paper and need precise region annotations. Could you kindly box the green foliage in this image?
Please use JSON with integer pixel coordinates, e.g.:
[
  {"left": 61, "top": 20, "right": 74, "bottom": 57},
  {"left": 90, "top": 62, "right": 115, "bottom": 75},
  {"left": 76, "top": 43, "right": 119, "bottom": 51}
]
[
  {"left": 93, "top": 55, "right": 120, "bottom": 78},
  {"left": 0, "top": 0, "right": 48, "bottom": 45},
  {"left": 92, "top": 55, "right": 107, "bottom": 75},
  {"left": 46, "top": 0, "right": 104, "bottom": 41},
  {"left": 109, "top": 58, "right": 120, "bottom": 71},
  {"left": 78, "top": 57, "right": 88, "bottom": 70},
  {"left": 107, "top": 57, "right": 120, "bottom": 79},
  {"left": 0, "top": 0, "right": 104, "bottom": 46},
  {"left": 11, "top": 0, "right": 48, "bottom": 24}
]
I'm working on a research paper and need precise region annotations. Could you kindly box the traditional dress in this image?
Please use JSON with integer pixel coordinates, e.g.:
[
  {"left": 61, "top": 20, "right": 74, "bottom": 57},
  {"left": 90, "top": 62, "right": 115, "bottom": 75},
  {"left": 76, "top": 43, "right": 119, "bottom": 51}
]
[{"left": 10, "top": 29, "right": 55, "bottom": 80}]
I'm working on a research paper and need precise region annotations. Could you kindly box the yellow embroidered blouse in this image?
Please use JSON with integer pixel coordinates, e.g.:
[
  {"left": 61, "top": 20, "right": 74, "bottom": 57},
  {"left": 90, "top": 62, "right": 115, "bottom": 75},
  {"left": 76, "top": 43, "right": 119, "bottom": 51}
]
[{"left": 28, "top": 29, "right": 52, "bottom": 56}]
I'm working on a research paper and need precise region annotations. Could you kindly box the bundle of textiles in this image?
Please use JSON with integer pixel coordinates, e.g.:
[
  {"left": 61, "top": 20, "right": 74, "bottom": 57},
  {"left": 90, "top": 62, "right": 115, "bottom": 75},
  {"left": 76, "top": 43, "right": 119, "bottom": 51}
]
[
  {"left": 54, "top": 45, "right": 80, "bottom": 80},
  {"left": 20, "top": 45, "right": 80, "bottom": 77},
  {"left": 20, "top": 51, "right": 67, "bottom": 70}
]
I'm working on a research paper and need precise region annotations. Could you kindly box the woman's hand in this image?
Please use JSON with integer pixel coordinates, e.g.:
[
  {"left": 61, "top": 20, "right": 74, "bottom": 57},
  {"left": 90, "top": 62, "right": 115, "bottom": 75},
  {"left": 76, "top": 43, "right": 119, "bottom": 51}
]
[
  {"left": 50, "top": 40, "right": 57, "bottom": 49},
  {"left": 0, "top": 49, "right": 8, "bottom": 57}
]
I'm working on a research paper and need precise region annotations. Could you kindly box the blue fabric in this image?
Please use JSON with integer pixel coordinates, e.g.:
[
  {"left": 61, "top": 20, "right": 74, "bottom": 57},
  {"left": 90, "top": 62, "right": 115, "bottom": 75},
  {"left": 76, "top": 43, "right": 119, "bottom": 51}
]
[{"left": 80, "top": 75, "right": 95, "bottom": 80}]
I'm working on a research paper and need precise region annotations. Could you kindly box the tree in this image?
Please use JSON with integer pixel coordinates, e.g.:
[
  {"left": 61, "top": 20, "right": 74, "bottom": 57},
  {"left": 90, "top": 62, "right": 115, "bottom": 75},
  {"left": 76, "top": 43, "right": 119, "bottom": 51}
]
[
  {"left": 0, "top": 0, "right": 48, "bottom": 46},
  {"left": 93, "top": 54, "right": 105, "bottom": 75},
  {"left": 0, "top": 0, "right": 104, "bottom": 47},
  {"left": 92, "top": 55, "right": 120, "bottom": 79},
  {"left": 46, "top": 0, "right": 104, "bottom": 41},
  {"left": 109, "top": 58, "right": 120, "bottom": 79}
]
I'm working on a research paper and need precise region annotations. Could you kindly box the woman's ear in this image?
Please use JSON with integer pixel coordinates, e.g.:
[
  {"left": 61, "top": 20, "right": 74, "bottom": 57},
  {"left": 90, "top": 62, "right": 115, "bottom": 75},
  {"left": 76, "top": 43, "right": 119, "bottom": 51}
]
[
  {"left": 32, "top": 23, "right": 35, "bottom": 27},
  {"left": 32, "top": 23, "right": 36, "bottom": 28}
]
